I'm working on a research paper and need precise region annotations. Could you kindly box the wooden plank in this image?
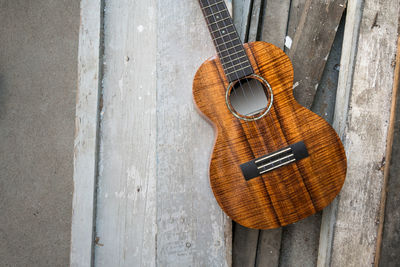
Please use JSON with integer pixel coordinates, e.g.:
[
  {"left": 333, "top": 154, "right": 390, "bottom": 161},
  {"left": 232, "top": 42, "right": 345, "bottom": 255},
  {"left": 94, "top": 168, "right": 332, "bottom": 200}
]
[
  {"left": 233, "top": 0, "right": 253, "bottom": 42},
  {"left": 317, "top": 1, "right": 364, "bottom": 266},
  {"left": 311, "top": 15, "right": 345, "bottom": 124},
  {"left": 285, "top": 0, "right": 346, "bottom": 108},
  {"left": 247, "top": 0, "right": 262, "bottom": 42},
  {"left": 156, "top": 0, "right": 231, "bottom": 266},
  {"left": 375, "top": 36, "right": 400, "bottom": 267},
  {"left": 280, "top": 215, "right": 322, "bottom": 267},
  {"left": 378, "top": 37, "right": 400, "bottom": 267},
  {"left": 93, "top": 0, "right": 157, "bottom": 266},
  {"left": 260, "top": 0, "right": 290, "bottom": 49},
  {"left": 328, "top": 0, "right": 400, "bottom": 265},
  {"left": 233, "top": 225, "right": 259, "bottom": 266},
  {"left": 255, "top": 228, "right": 282, "bottom": 267},
  {"left": 70, "top": 0, "right": 102, "bottom": 266}
]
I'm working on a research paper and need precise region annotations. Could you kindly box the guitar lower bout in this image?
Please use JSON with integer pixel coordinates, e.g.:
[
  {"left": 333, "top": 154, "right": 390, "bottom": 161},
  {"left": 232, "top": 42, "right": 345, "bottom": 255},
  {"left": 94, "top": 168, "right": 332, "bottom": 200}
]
[{"left": 193, "top": 41, "right": 347, "bottom": 229}]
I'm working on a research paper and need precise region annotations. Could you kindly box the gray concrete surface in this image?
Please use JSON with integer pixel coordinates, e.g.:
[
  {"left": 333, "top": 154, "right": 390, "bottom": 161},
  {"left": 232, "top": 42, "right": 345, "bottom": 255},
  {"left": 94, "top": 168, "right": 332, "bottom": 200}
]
[{"left": 0, "top": 1, "right": 79, "bottom": 266}]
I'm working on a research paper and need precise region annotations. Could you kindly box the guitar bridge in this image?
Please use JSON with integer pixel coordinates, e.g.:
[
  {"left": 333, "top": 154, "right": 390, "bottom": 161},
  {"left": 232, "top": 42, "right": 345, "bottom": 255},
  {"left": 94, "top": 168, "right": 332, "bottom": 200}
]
[{"left": 240, "top": 141, "right": 309, "bottom": 180}]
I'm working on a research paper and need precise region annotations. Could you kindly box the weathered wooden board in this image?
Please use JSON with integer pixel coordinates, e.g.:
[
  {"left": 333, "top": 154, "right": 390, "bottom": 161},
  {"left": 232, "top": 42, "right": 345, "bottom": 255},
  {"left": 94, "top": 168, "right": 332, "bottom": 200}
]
[
  {"left": 379, "top": 37, "right": 400, "bottom": 267},
  {"left": 233, "top": 0, "right": 252, "bottom": 42},
  {"left": 156, "top": 0, "right": 231, "bottom": 266},
  {"left": 248, "top": 0, "right": 262, "bottom": 42},
  {"left": 285, "top": 0, "right": 346, "bottom": 108},
  {"left": 311, "top": 15, "right": 345, "bottom": 124},
  {"left": 328, "top": 0, "right": 400, "bottom": 265},
  {"left": 94, "top": 0, "right": 157, "bottom": 266},
  {"left": 279, "top": 215, "right": 322, "bottom": 267},
  {"left": 233, "top": 224, "right": 258, "bottom": 266},
  {"left": 70, "top": 0, "right": 102, "bottom": 266},
  {"left": 317, "top": 1, "right": 364, "bottom": 265},
  {"left": 375, "top": 37, "right": 400, "bottom": 266},
  {"left": 260, "top": 0, "right": 290, "bottom": 49},
  {"left": 255, "top": 228, "right": 282, "bottom": 267}
]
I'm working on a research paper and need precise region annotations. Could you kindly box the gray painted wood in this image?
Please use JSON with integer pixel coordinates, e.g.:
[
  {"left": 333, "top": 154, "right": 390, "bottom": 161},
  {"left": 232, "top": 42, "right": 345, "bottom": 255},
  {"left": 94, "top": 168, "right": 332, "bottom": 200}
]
[
  {"left": 156, "top": 0, "right": 231, "bottom": 266},
  {"left": 233, "top": 0, "right": 253, "bottom": 42},
  {"left": 329, "top": 0, "right": 400, "bottom": 265},
  {"left": 285, "top": 0, "right": 347, "bottom": 108},
  {"left": 94, "top": 0, "right": 157, "bottom": 266},
  {"left": 317, "top": 1, "right": 364, "bottom": 266},
  {"left": 255, "top": 228, "right": 282, "bottom": 267},
  {"left": 280, "top": 214, "right": 322, "bottom": 267},
  {"left": 260, "top": 0, "right": 290, "bottom": 49},
  {"left": 311, "top": 15, "right": 345, "bottom": 124},
  {"left": 248, "top": 0, "right": 262, "bottom": 42},
  {"left": 285, "top": 0, "right": 305, "bottom": 45},
  {"left": 233, "top": 225, "right": 259, "bottom": 267},
  {"left": 70, "top": 0, "right": 102, "bottom": 265}
]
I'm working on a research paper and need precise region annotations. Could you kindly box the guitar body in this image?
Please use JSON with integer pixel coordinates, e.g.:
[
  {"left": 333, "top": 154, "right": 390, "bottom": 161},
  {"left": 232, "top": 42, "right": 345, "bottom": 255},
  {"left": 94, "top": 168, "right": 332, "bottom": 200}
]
[{"left": 193, "top": 41, "right": 347, "bottom": 229}]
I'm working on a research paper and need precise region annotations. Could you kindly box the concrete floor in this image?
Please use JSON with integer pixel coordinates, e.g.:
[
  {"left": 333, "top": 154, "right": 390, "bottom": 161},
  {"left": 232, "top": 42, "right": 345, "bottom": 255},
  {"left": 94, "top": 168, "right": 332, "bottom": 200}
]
[{"left": 0, "top": 1, "right": 79, "bottom": 266}]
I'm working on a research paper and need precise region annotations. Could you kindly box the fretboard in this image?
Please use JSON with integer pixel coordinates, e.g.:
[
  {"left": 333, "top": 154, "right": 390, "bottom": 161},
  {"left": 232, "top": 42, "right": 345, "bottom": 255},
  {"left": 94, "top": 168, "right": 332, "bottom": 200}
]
[{"left": 199, "top": 0, "right": 254, "bottom": 82}]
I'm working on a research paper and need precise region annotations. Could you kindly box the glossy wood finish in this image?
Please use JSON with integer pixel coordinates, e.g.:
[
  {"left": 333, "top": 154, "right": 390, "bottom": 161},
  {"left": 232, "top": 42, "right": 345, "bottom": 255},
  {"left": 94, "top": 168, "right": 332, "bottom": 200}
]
[{"left": 193, "top": 41, "right": 347, "bottom": 229}]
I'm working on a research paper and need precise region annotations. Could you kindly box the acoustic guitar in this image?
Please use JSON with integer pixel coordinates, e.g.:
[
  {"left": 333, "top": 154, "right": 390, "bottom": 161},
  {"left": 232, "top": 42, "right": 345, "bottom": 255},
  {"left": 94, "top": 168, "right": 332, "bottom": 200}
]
[{"left": 193, "top": 0, "right": 347, "bottom": 229}]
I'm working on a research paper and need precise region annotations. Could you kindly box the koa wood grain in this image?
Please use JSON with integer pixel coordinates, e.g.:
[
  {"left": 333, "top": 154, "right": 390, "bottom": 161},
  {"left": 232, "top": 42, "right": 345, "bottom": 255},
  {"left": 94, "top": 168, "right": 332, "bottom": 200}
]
[{"left": 193, "top": 41, "right": 347, "bottom": 229}]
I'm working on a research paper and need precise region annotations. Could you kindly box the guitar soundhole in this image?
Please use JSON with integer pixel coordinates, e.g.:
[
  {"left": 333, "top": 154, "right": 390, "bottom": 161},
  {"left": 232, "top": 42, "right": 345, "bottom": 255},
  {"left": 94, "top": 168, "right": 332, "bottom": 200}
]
[{"left": 226, "top": 75, "right": 273, "bottom": 121}]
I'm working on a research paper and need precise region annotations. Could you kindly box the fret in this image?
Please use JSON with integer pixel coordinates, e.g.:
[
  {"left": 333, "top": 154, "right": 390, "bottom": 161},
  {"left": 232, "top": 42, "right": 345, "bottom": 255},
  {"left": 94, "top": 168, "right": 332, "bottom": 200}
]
[
  {"left": 201, "top": 1, "right": 224, "bottom": 10},
  {"left": 216, "top": 44, "right": 242, "bottom": 56},
  {"left": 226, "top": 66, "right": 253, "bottom": 80},
  {"left": 212, "top": 32, "right": 238, "bottom": 42},
  {"left": 223, "top": 60, "right": 251, "bottom": 71},
  {"left": 199, "top": 0, "right": 254, "bottom": 82},
  {"left": 208, "top": 17, "right": 230, "bottom": 27},
  {"left": 205, "top": 9, "right": 228, "bottom": 19},
  {"left": 219, "top": 51, "right": 246, "bottom": 61},
  {"left": 225, "top": 65, "right": 252, "bottom": 76},
  {"left": 211, "top": 24, "right": 234, "bottom": 34},
  {"left": 216, "top": 43, "right": 243, "bottom": 55}
]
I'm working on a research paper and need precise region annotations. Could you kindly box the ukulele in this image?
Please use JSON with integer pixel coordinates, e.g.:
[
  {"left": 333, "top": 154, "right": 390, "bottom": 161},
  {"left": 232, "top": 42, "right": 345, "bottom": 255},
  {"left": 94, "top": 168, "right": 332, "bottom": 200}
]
[{"left": 193, "top": 0, "right": 347, "bottom": 229}]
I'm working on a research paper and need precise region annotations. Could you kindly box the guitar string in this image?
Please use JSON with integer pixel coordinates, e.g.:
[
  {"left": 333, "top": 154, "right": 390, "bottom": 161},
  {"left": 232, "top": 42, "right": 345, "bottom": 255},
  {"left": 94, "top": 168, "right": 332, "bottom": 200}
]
[
  {"left": 201, "top": 0, "right": 259, "bottom": 145},
  {"left": 201, "top": 0, "right": 255, "bottom": 99},
  {"left": 202, "top": 0, "right": 285, "bottom": 155},
  {"left": 206, "top": 0, "right": 286, "bottom": 150}
]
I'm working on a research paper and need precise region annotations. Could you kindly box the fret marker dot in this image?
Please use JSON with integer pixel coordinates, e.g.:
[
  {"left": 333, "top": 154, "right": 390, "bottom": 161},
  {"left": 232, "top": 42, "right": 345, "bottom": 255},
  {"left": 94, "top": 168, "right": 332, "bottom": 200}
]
[
  {"left": 216, "top": 16, "right": 220, "bottom": 19},
  {"left": 222, "top": 30, "right": 225, "bottom": 33}
]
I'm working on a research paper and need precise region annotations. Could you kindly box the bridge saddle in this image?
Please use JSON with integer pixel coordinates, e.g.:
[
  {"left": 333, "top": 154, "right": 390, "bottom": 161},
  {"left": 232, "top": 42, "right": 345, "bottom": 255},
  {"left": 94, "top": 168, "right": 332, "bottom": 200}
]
[{"left": 240, "top": 141, "right": 309, "bottom": 180}]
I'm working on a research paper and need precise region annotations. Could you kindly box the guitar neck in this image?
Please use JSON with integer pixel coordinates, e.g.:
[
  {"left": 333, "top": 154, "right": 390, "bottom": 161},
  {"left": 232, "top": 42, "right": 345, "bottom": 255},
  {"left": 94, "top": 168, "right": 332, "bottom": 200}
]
[{"left": 199, "top": 0, "right": 254, "bottom": 82}]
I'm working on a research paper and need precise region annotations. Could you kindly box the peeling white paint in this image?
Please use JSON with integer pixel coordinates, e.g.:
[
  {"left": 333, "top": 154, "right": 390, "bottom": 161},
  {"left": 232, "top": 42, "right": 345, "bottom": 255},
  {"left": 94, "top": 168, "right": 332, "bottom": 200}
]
[
  {"left": 293, "top": 81, "right": 300, "bottom": 89},
  {"left": 285, "top": 36, "right": 292, "bottom": 49}
]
